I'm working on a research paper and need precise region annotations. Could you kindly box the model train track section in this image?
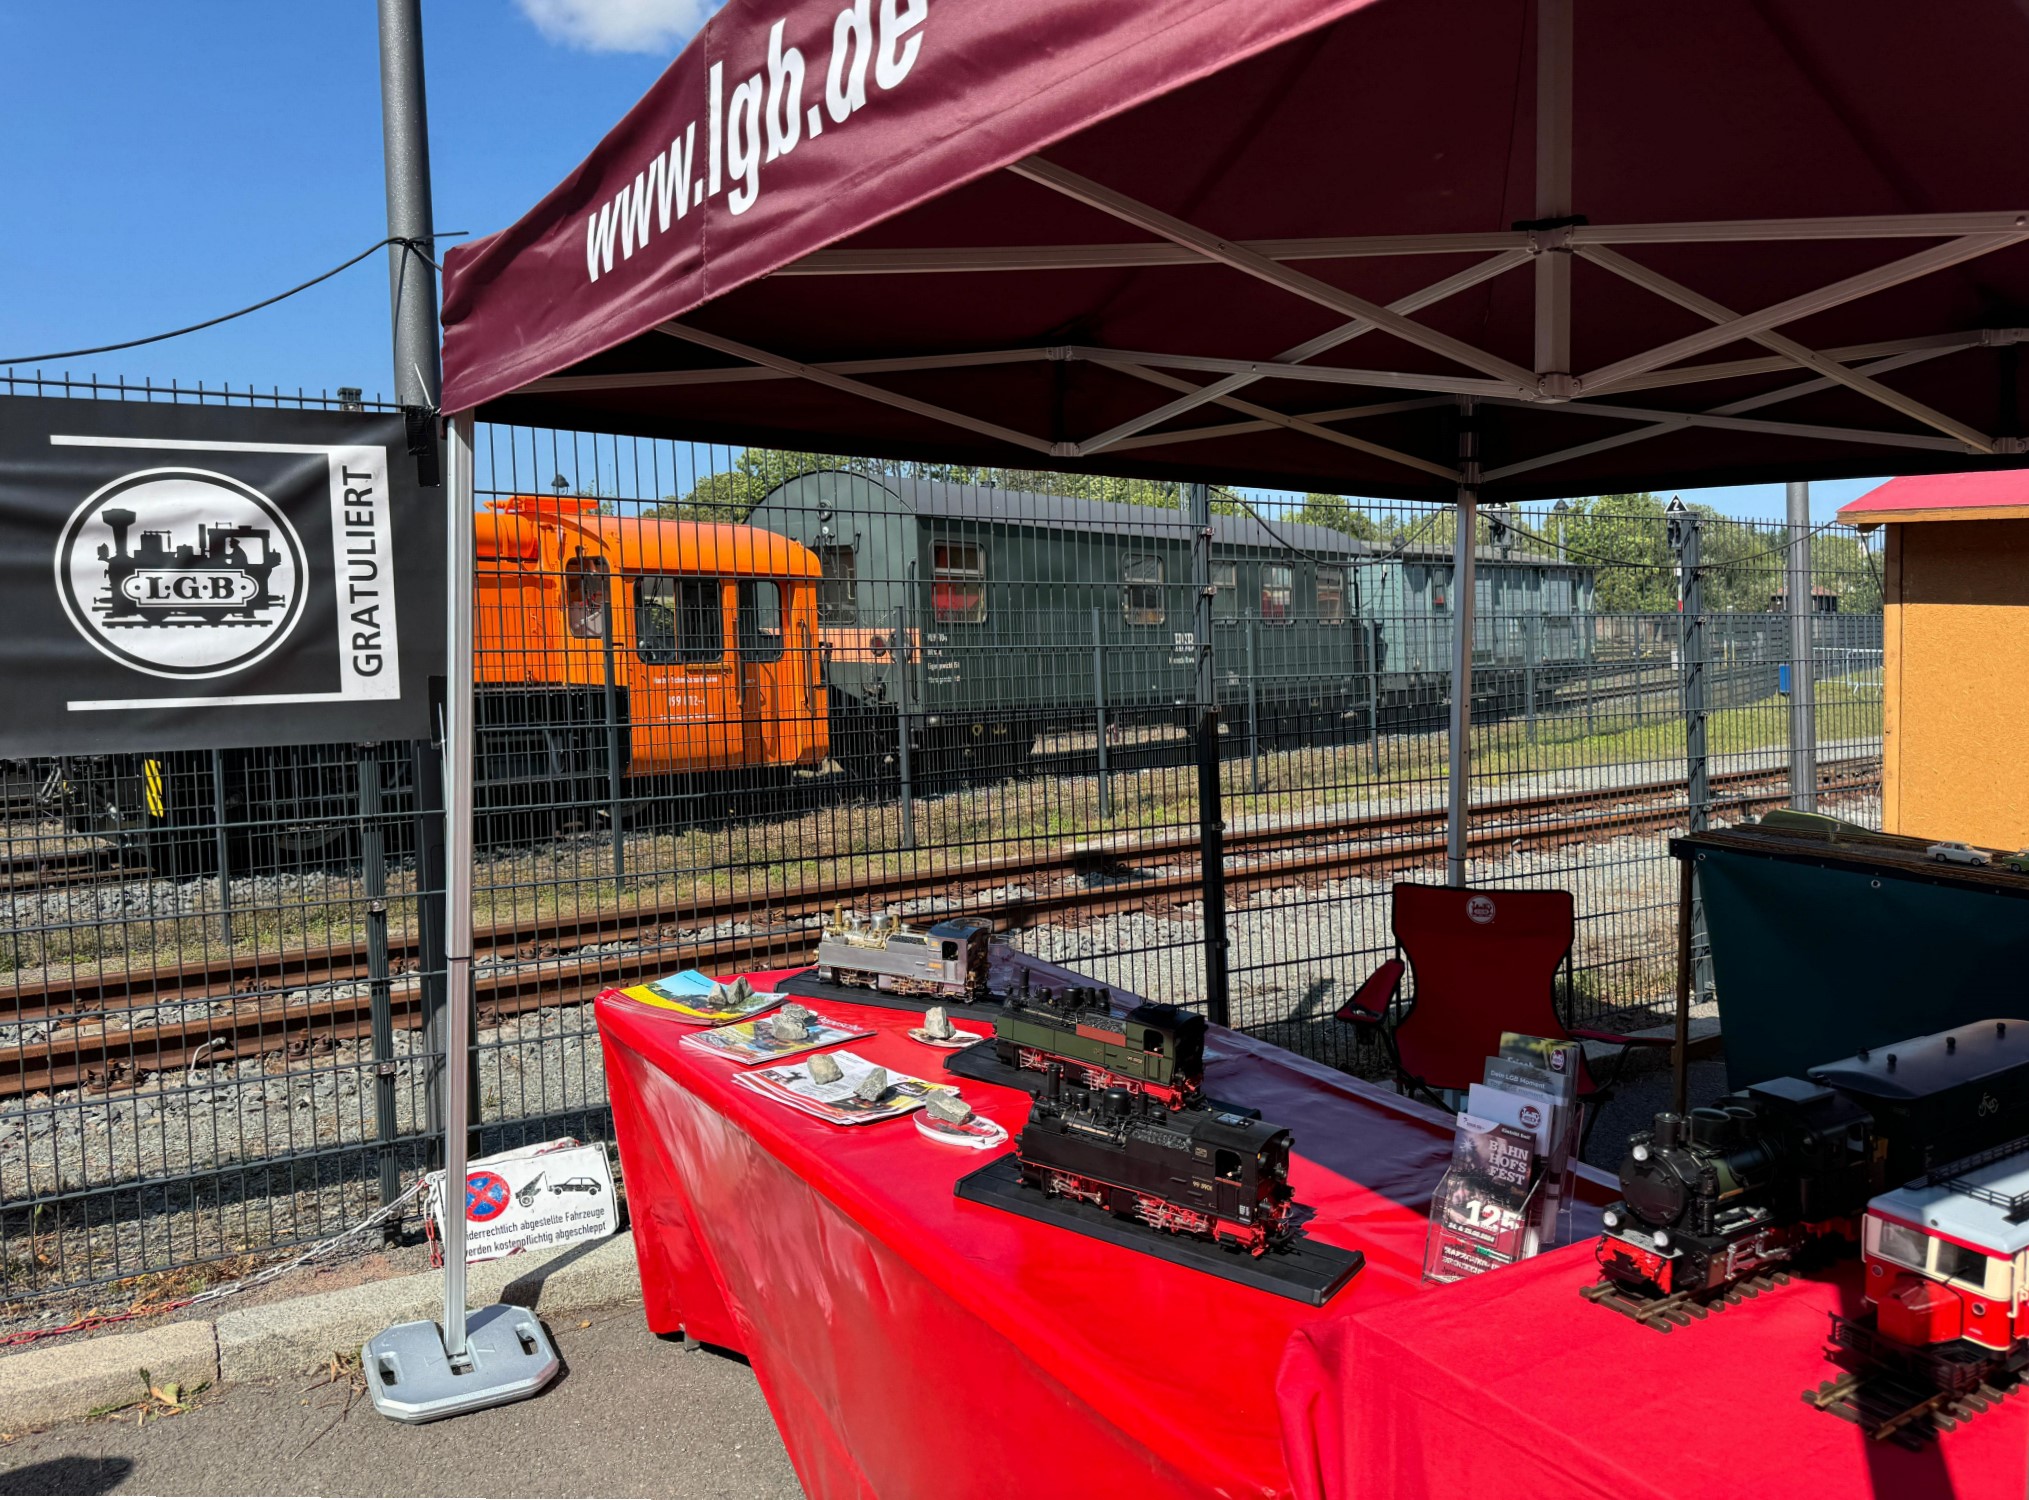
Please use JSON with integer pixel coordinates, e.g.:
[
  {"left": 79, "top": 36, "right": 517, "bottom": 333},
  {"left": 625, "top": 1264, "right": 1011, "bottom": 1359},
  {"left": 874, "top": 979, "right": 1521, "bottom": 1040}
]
[
  {"left": 0, "top": 761, "right": 1876, "bottom": 1097},
  {"left": 1804, "top": 1368, "right": 2017, "bottom": 1449}
]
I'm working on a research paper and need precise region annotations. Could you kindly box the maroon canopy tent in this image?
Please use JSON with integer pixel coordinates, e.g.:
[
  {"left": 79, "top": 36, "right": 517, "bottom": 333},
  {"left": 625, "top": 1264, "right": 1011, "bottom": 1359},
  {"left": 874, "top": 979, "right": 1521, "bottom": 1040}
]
[{"left": 443, "top": 0, "right": 2029, "bottom": 502}]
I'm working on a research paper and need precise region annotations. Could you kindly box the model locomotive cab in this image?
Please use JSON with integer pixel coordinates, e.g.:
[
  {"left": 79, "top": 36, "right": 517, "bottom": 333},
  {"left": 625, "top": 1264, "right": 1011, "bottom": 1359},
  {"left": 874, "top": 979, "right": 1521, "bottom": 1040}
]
[{"left": 1830, "top": 1142, "right": 2029, "bottom": 1390}]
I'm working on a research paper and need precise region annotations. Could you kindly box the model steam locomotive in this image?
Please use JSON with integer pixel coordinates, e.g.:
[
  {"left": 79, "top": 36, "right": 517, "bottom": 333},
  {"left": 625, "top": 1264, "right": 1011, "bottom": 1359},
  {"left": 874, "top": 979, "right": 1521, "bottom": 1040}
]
[
  {"left": 1596, "top": 1020, "right": 2029, "bottom": 1307},
  {"left": 813, "top": 909, "right": 992, "bottom": 998},
  {"left": 993, "top": 976, "right": 1207, "bottom": 1106},
  {"left": 1015, "top": 1063, "right": 1296, "bottom": 1256}
]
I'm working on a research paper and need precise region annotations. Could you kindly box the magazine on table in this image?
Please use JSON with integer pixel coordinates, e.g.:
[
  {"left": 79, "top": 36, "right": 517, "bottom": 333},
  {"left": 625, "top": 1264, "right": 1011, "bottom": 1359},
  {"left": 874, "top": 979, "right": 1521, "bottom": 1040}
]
[
  {"left": 605, "top": 969, "right": 785, "bottom": 1024},
  {"left": 1422, "top": 1112, "right": 1543, "bottom": 1283},
  {"left": 734, "top": 1050, "right": 958, "bottom": 1126},
  {"left": 681, "top": 1010, "right": 870, "bottom": 1065}
]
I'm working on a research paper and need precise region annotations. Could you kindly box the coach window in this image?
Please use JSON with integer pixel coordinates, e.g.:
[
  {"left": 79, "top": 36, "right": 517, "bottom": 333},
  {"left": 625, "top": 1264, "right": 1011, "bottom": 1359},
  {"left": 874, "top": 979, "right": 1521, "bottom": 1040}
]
[
  {"left": 1872, "top": 1218, "right": 1926, "bottom": 1272},
  {"left": 737, "top": 580, "right": 784, "bottom": 663},
  {"left": 1261, "top": 564, "right": 1293, "bottom": 623},
  {"left": 932, "top": 540, "right": 987, "bottom": 624},
  {"left": 815, "top": 544, "right": 858, "bottom": 627},
  {"left": 1317, "top": 565, "right": 1347, "bottom": 625},
  {"left": 564, "top": 556, "right": 609, "bottom": 639},
  {"left": 1212, "top": 561, "right": 1238, "bottom": 623},
  {"left": 636, "top": 577, "right": 725, "bottom": 666},
  {"left": 1122, "top": 554, "right": 1165, "bottom": 625}
]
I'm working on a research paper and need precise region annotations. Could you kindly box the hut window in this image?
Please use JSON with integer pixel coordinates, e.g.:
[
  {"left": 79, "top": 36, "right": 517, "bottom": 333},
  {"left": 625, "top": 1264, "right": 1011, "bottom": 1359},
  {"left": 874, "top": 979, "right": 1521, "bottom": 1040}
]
[
  {"left": 1316, "top": 565, "right": 1347, "bottom": 625},
  {"left": 1122, "top": 554, "right": 1165, "bottom": 625},
  {"left": 1261, "top": 564, "right": 1293, "bottom": 622},
  {"left": 932, "top": 540, "right": 987, "bottom": 624}
]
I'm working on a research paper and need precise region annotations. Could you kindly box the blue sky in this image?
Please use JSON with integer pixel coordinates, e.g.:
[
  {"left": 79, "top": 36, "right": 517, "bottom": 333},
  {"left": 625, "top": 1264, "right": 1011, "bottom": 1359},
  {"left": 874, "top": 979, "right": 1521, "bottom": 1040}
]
[{"left": 0, "top": 2, "right": 1883, "bottom": 523}]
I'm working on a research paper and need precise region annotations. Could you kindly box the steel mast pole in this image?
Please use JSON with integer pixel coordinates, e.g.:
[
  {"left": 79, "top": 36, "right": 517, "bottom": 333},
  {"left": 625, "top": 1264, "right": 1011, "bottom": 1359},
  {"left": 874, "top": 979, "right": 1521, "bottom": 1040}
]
[
  {"left": 1189, "top": 482, "right": 1232, "bottom": 1027},
  {"left": 365, "top": 2, "right": 557, "bottom": 1423},
  {"left": 1786, "top": 481, "right": 1817, "bottom": 811}
]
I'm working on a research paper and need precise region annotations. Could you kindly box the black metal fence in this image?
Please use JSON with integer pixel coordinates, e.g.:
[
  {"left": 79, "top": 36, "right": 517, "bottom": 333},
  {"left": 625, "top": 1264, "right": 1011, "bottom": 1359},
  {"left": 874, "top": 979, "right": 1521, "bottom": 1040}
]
[{"left": 0, "top": 375, "right": 1883, "bottom": 1298}]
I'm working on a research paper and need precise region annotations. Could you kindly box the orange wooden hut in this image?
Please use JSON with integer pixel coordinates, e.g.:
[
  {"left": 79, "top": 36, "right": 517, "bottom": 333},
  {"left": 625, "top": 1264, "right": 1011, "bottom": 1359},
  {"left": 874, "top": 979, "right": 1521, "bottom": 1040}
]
[{"left": 1838, "top": 474, "right": 2029, "bottom": 850}]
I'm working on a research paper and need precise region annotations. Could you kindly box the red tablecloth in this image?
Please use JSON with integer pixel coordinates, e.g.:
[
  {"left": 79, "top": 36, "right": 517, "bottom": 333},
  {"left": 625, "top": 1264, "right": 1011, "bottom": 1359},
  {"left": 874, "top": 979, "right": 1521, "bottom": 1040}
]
[
  {"left": 1295, "top": 1242, "right": 2029, "bottom": 1500},
  {"left": 598, "top": 954, "right": 1610, "bottom": 1500}
]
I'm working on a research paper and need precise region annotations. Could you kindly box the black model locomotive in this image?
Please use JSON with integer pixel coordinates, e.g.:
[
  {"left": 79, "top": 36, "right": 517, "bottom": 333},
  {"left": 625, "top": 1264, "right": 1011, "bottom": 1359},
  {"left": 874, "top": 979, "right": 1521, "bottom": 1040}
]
[
  {"left": 992, "top": 976, "right": 1207, "bottom": 1106},
  {"left": 1015, "top": 1063, "right": 1295, "bottom": 1255},
  {"left": 1594, "top": 1019, "right": 2029, "bottom": 1310}
]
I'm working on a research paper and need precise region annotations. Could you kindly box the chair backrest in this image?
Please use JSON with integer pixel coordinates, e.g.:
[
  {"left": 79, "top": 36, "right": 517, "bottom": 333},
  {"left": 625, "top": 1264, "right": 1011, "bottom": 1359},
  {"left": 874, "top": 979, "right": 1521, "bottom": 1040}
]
[{"left": 1389, "top": 883, "right": 1577, "bottom": 1094}]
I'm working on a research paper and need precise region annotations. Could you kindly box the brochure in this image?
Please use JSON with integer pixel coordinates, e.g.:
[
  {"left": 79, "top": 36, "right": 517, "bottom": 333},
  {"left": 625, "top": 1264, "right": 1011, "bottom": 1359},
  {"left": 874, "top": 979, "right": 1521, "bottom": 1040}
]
[
  {"left": 734, "top": 1050, "right": 958, "bottom": 1126},
  {"left": 1422, "top": 1112, "right": 1543, "bottom": 1283},
  {"left": 605, "top": 969, "right": 785, "bottom": 1024},
  {"left": 681, "top": 1010, "right": 870, "bottom": 1065}
]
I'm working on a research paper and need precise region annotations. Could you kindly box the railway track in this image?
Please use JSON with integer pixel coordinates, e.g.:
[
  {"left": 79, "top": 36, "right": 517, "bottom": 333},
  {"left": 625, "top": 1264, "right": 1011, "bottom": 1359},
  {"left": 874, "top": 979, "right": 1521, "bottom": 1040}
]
[{"left": 0, "top": 759, "right": 1876, "bottom": 1098}]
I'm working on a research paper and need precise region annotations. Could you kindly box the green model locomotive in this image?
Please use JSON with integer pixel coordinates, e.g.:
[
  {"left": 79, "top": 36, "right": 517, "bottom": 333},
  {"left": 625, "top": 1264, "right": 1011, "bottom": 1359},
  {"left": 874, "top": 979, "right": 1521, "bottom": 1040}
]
[{"left": 992, "top": 979, "right": 1207, "bottom": 1106}]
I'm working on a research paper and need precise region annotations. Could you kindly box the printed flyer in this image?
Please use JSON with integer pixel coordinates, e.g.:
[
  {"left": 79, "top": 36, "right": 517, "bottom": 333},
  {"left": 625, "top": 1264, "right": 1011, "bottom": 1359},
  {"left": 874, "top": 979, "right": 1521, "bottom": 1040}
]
[{"left": 1421, "top": 1112, "right": 1543, "bottom": 1284}]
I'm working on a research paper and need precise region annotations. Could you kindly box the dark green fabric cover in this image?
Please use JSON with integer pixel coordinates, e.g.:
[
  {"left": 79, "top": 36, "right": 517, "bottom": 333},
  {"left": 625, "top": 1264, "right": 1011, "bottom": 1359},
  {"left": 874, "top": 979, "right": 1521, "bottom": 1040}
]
[{"left": 1696, "top": 846, "right": 2029, "bottom": 1087}]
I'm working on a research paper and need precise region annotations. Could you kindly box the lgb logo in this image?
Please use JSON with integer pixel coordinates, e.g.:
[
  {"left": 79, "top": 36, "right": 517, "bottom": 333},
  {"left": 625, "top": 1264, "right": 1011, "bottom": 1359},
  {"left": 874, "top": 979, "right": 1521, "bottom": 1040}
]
[
  {"left": 1466, "top": 895, "right": 1497, "bottom": 924},
  {"left": 55, "top": 469, "right": 305, "bottom": 680}
]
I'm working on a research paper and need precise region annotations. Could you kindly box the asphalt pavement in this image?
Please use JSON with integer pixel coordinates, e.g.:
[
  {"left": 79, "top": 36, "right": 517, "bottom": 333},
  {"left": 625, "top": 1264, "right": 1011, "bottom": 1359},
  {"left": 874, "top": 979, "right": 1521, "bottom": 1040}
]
[{"left": 0, "top": 1310, "right": 804, "bottom": 1499}]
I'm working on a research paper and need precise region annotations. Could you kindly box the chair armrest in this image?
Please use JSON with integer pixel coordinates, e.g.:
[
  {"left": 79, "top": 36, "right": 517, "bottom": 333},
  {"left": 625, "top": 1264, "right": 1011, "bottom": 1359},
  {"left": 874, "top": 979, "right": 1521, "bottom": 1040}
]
[
  {"left": 1567, "top": 1026, "right": 1674, "bottom": 1047},
  {"left": 1336, "top": 958, "right": 1405, "bottom": 1024}
]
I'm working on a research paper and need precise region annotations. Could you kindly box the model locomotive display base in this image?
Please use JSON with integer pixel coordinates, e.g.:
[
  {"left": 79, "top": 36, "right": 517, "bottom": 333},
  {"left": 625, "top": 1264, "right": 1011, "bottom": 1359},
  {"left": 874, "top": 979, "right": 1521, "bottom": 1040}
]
[
  {"left": 940, "top": 1039, "right": 1260, "bottom": 1120},
  {"left": 777, "top": 971, "right": 1007, "bottom": 1024},
  {"left": 953, "top": 1154, "right": 1363, "bottom": 1306},
  {"left": 1578, "top": 1267, "right": 1793, "bottom": 1331}
]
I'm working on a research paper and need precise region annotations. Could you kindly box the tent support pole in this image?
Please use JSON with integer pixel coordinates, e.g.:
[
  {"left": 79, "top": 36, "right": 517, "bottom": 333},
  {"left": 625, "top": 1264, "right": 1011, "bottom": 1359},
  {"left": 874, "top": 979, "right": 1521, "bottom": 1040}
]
[
  {"left": 1445, "top": 401, "right": 1479, "bottom": 887},
  {"left": 1534, "top": 0, "right": 1573, "bottom": 387},
  {"left": 1787, "top": 481, "right": 1817, "bottom": 811}
]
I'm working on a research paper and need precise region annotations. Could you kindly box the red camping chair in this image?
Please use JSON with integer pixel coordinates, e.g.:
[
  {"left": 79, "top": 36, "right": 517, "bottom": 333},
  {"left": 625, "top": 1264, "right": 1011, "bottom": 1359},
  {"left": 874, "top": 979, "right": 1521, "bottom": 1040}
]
[{"left": 1336, "top": 883, "right": 1669, "bottom": 1135}]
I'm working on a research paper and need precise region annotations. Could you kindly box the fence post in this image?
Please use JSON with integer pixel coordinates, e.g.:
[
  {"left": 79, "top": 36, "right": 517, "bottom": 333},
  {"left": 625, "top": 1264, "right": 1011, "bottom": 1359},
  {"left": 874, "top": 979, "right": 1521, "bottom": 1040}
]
[
  {"left": 600, "top": 595, "right": 626, "bottom": 884},
  {"left": 1365, "top": 616, "right": 1382, "bottom": 778},
  {"left": 1245, "top": 618, "right": 1261, "bottom": 795},
  {"left": 1786, "top": 480, "right": 1818, "bottom": 811},
  {"left": 360, "top": 743, "right": 400, "bottom": 1230},
  {"left": 1524, "top": 615, "right": 1539, "bottom": 744},
  {"left": 894, "top": 602, "right": 916, "bottom": 852},
  {"left": 208, "top": 749, "right": 232, "bottom": 949},
  {"left": 1091, "top": 604, "right": 1111, "bottom": 820},
  {"left": 1189, "top": 482, "right": 1232, "bottom": 1028}
]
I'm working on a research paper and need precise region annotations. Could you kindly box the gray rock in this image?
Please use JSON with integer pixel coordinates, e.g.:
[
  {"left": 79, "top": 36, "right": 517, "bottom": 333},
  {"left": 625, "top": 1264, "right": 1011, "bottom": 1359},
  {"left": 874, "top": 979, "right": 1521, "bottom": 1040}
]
[
  {"left": 925, "top": 1093, "right": 973, "bottom": 1126},
  {"left": 922, "top": 1005, "right": 954, "bottom": 1041},
  {"left": 778, "top": 1002, "right": 811, "bottom": 1025},
  {"left": 852, "top": 1067, "right": 890, "bottom": 1104},
  {"left": 768, "top": 1013, "right": 810, "bottom": 1044},
  {"left": 806, "top": 1053, "right": 843, "bottom": 1085}
]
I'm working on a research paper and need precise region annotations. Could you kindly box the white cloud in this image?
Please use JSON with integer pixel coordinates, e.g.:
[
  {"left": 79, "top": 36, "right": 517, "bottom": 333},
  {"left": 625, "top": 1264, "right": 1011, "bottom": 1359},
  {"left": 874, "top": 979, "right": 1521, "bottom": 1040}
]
[{"left": 515, "top": 0, "right": 717, "bottom": 55}]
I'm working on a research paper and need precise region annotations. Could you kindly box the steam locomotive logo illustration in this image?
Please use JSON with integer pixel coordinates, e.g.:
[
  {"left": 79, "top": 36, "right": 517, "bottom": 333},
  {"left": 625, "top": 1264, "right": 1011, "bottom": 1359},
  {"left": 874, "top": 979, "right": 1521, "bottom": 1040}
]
[{"left": 56, "top": 468, "right": 307, "bottom": 679}]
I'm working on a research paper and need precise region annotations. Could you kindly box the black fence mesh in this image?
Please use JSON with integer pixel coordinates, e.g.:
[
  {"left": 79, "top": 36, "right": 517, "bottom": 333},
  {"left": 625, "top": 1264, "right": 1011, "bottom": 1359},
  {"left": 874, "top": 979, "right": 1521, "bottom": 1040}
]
[{"left": 0, "top": 376, "right": 1883, "bottom": 1298}]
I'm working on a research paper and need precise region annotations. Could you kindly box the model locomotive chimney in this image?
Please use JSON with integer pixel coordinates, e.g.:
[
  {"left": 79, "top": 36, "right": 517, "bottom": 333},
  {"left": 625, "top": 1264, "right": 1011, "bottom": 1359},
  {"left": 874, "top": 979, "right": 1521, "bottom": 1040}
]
[{"left": 100, "top": 507, "right": 136, "bottom": 559}]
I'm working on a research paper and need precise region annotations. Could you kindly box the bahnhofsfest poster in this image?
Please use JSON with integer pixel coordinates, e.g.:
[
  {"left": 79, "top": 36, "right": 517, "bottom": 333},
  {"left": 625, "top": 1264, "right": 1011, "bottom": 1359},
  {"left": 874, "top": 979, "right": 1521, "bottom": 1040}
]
[{"left": 0, "top": 394, "right": 443, "bottom": 755}]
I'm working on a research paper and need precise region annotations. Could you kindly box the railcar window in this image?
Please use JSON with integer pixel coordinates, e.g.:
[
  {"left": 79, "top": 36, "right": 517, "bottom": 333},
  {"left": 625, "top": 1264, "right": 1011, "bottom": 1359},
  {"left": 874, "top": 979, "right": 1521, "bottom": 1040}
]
[
  {"left": 737, "top": 580, "right": 783, "bottom": 664},
  {"left": 932, "top": 540, "right": 987, "bottom": 624},
  {"left": 1122, "top": 554, "right": 1165, "bottom": 625},
  {"left": 1261, "top": 564, "right": 1293, "bottom": 623},
  {"left": 1212, "top": 561, "right": 1238, "bottom": 622},
  {"left": 1875, "top": 1218, "right": 1926, "bottom": 1271},
  {"left": 1933, "top": 1239, "right": 1988, "bottom": 1287},
  {"left": 563, "top": 556, "right": 610, "bottom": 640},
  {"left": 814, "top": 545, "right": 858, "bottom": 627},
  {"left": 635, "top": 577, "right": 725, "bottom": 666},
  {"left": 1317, "top": 565, "right": 1347, "bottom": 624}
]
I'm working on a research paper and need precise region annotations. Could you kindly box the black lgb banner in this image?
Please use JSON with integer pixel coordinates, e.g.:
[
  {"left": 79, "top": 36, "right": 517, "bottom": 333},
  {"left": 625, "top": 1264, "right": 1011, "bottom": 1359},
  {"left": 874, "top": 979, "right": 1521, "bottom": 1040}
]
[{"left": 0, "top": 396, "right": 445, "bottom": 755}]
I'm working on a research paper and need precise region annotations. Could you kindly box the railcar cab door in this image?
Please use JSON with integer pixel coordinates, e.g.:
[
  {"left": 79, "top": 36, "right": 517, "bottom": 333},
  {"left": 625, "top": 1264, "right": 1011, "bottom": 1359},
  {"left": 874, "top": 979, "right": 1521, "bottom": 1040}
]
[
  {"left": 736, "top": 579, "right": 786, "bottom": 771},
  {"left": 632, "top": 574, "right": 741, "bottom": 772}
]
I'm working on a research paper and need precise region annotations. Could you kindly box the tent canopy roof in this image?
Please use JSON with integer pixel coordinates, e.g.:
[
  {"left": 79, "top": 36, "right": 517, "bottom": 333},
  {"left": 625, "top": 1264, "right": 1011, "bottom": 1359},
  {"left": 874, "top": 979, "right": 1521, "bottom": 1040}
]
[{"left": 443, "top": 0, "right": 2029, "bottom": 503}]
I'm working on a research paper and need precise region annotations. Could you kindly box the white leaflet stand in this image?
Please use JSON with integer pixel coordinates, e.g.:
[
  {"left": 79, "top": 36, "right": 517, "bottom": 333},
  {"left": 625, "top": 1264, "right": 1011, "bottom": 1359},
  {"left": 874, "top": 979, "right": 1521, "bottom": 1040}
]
[{"left": 365, "top": 412, "right": 559, "bottom": 1423}]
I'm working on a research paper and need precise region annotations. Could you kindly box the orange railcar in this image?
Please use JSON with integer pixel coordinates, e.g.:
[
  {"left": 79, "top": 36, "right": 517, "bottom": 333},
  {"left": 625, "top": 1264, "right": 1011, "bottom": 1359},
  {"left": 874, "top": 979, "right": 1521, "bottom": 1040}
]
[{"left": 476, "top": 497, "right": 827, "bottom": 788}]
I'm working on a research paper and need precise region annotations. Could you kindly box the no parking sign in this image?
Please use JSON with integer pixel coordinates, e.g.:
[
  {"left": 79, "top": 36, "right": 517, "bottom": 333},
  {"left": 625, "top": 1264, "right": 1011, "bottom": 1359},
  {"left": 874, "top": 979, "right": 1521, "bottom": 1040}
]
[{"left": 427, "top": 1139, "right": 617, "bottom": 1264}]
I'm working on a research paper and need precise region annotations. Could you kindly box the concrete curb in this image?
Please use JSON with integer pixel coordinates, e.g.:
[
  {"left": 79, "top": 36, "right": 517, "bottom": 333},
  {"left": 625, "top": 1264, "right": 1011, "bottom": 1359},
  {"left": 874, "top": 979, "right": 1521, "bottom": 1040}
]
[{"left": 0, "top": 1231, "right": 641, "bottom": 1430}]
